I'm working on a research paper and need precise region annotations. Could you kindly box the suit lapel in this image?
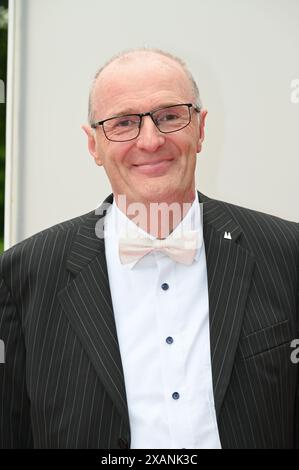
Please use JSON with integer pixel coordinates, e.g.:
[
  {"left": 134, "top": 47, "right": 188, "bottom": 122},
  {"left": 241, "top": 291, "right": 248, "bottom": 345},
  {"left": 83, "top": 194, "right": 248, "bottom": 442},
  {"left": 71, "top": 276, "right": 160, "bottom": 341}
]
[
  {"left": 58, "top": 195, "right": 130, "bottom": 428},
  {"left": 199, "top": 193, "right": 255, "bottom": 417}
]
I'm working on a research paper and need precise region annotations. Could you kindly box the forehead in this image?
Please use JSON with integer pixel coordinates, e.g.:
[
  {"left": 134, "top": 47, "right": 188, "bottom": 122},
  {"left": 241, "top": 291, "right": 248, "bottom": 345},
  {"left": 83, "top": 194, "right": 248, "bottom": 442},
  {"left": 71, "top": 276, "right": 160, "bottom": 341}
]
[{"left": 93, "top": 54, "right": 193, "bottom": 118}]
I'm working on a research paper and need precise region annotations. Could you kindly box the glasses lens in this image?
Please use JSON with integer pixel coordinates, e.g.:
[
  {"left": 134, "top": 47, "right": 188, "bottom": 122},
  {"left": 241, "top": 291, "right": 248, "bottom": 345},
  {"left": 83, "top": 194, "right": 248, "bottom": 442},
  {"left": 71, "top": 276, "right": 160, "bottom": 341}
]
[
  {"left": 153, "top": 105, "right": 190, "bottom": 133},
  {"left": 103, "top": 115, "right": 140, "bottom": 141}
]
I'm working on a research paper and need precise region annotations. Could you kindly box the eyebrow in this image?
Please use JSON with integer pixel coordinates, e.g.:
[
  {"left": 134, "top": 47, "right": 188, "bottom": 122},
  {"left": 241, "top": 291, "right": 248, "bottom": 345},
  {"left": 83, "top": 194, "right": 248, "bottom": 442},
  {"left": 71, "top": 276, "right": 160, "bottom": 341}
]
[
  {"left": 108, "top": 102, "right": 184, "bottom": 118},
  {"left": 110, "top": 108, "right": 138, "bottom": 116}
]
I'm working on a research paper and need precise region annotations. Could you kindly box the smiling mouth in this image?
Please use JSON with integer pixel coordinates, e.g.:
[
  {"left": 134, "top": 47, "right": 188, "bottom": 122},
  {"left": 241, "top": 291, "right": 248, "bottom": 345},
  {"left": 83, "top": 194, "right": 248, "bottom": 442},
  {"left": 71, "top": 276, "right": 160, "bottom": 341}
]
[
  {"left": 133, "top": 159, "right": 174, "bottom": 167},
  {"left": 132, "top": 159, "right": 174, "bottom": 175}
]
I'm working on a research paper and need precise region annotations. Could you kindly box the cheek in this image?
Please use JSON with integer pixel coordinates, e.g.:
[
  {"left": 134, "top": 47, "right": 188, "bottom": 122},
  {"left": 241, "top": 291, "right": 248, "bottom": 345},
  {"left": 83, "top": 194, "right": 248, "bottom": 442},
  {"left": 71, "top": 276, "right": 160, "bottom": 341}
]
[
  {"left": 106, "top": 142, "right": 134, "bottom": 166},
  {"left": 175, "top": 127, "right": 199, "bottom": 151},
  {"left": 178, "top": 137, "right": 198, "bottom": 161},
  {"left": 102, "top": 148, "right": 132, "bottom": 179}
]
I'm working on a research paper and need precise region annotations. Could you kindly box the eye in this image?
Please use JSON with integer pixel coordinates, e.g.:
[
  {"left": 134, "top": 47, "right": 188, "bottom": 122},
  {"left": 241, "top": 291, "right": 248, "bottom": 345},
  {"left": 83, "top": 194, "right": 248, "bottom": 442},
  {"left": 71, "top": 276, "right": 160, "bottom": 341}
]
[
  {"left": 108, "top": 115, "right": 140, "bottom": 130},
  {"left": 116, "top": 118, "right": 136, "bottom": 128},
  {"left": 158, "top": 112, "right": 179, "bottom": 122}
]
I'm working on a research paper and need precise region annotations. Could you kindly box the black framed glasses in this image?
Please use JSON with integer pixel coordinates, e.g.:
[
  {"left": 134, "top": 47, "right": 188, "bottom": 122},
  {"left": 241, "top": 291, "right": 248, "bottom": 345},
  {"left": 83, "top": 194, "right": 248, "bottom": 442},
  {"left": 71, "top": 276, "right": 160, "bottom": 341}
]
[{"left": 91, "top": 103, "right": 201, "bottom": 142}]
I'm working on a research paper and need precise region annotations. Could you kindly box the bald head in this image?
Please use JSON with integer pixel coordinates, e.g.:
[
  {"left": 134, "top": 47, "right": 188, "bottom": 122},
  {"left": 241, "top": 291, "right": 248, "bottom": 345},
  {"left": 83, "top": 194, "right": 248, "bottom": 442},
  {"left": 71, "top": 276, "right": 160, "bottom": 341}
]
[{"left": 88, "top": 48, "right": 201, "bottom": 124}]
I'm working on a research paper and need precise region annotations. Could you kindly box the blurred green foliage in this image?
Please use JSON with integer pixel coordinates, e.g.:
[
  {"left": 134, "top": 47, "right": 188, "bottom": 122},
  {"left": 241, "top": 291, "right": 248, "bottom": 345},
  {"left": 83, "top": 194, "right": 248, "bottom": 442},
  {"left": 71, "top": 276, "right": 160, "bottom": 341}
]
[{"left": 0, "top": 0, "right": 8, "bottom": 252}]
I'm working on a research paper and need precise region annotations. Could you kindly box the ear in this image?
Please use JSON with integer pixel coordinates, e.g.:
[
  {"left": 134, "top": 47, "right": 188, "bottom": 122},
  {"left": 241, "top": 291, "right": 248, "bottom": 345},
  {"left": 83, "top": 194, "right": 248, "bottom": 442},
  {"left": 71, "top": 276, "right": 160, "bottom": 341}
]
[
  {"left": 196, "top": 109, "right": 208, "bottom": 153},
  {"left": 82, "top": 124, "right": 103, "bottom": 166}
]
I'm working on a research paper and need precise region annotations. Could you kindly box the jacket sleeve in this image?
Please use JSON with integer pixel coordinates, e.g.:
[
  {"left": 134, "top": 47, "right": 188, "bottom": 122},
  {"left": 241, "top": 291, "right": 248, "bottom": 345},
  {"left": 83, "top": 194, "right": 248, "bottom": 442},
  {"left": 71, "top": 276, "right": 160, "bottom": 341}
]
[{"left": 0, "top": 271, "right": 33, "bottom": 448}]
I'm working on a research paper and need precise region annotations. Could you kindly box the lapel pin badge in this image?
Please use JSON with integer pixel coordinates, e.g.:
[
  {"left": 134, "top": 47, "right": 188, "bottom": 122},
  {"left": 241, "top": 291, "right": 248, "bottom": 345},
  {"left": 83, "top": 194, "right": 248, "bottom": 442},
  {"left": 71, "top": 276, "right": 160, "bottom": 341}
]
[{"left": 224, "top": 231, "right": 232, "bottom": 240}]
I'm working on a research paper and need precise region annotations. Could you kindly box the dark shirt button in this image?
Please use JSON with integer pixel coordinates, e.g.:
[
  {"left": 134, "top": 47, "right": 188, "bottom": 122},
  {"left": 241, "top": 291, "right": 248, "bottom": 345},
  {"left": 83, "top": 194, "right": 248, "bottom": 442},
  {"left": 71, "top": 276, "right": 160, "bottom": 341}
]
[
  {"left": 118, "top": 437, "right": 129, "bottom": 449},
  {"left": 172, "top": 392, "right": 180, "bottom": 400},
  {"left": 161, "top": 283, "right": 169, "bottom": 291},
  {"left": 166, "top": 336, "right": 174, "bottom": 344}
]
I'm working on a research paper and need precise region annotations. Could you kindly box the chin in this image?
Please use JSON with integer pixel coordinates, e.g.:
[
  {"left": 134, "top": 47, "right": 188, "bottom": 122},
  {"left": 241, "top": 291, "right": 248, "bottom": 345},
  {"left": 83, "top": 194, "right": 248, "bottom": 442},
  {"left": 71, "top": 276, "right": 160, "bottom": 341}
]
[{"left": 138, "top": 187, "right": 182, "bottom": 204}]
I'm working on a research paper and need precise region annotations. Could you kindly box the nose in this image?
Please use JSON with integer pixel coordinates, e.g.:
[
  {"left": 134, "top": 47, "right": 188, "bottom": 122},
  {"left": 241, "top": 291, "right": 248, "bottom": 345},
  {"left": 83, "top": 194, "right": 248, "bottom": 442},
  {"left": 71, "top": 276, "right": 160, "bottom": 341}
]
[{"left": 136, "top": 115, "right": 165, "bottom": 152}]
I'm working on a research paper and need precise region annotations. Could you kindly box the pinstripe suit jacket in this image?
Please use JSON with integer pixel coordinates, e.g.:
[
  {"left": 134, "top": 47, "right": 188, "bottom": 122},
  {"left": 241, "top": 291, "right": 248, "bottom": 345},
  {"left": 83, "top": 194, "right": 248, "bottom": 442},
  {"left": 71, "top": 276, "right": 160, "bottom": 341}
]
[{"left": 0, "top": 192, "right": 298, "bottom": 449}]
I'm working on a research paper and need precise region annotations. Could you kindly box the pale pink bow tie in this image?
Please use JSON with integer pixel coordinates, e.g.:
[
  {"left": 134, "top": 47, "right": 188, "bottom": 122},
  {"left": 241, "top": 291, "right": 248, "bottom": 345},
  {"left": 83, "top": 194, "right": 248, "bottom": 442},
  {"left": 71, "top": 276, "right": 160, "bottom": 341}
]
[{"left": 119, "top": 231, "right": 199, "bottom": 265}]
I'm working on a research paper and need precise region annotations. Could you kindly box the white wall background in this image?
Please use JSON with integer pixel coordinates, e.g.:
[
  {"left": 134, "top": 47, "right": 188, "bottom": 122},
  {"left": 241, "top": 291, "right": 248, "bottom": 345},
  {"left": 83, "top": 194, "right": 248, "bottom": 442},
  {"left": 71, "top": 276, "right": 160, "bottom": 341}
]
[{"left": 5, "top": 0, "right": 299, "bottom": 247}]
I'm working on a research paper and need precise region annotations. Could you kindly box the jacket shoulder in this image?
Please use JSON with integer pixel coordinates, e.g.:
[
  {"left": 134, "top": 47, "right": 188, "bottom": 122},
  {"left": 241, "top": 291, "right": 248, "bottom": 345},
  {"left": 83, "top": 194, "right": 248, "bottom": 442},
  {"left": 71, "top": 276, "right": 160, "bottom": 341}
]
[
  {"left": 215, "top": 198, "right": 299, "bottom": 257},
  {"left": 0, "top": 209, "right": 98, "bottom": 282},
  {"left": 220, "top": 199, "right": 298, "bottom": 233}
]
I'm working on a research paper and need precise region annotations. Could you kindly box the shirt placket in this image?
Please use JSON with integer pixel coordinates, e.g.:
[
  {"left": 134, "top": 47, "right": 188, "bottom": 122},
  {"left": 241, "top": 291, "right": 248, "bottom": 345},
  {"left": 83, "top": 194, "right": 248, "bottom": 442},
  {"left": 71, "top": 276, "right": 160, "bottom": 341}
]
[{"left": 154, "top": 252, "right": 194, "bottom": 448}]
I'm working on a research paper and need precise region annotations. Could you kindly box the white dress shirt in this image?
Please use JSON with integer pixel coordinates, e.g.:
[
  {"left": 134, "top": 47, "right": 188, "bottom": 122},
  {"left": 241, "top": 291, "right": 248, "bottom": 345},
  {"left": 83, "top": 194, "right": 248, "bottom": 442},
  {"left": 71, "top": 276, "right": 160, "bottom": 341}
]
[{"left": 104, "top": 198, "right": 221, "bottom": 449}]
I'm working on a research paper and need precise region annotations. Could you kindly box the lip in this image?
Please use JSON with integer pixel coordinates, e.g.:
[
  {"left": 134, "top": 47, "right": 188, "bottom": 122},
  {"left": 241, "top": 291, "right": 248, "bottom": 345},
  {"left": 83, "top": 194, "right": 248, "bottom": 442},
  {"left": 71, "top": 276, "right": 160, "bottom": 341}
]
[{"left": 132, "top": 159, "right": 174, "bottom": 176}]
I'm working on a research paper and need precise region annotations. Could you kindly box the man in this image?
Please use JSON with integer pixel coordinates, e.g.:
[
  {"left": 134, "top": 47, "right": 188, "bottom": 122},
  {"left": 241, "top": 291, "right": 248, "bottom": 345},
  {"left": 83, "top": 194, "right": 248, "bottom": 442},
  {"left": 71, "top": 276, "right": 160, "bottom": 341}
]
[{"left": 0, "top": 48, "right": 298, "bottom": 449}]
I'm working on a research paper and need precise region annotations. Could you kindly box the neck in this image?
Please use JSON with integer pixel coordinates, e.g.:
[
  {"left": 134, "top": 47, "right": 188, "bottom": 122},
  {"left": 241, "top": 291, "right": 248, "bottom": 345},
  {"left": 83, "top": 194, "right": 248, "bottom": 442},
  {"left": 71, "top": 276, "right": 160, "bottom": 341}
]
[{"left": 115, "top": 192, "right": 196, "bottom": 238}]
